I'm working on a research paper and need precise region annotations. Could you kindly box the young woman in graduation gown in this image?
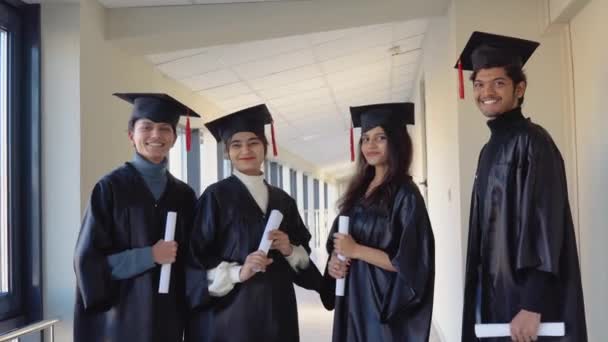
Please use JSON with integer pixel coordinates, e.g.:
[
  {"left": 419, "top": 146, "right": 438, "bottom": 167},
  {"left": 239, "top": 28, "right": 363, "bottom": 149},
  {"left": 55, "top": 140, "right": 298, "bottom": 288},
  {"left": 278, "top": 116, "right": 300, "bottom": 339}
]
[
  {"left": 321, "top": 102, "right": 435, "bottom": 342},
  {"left": 185, "top": 104, "right": 323, "bottom": 342},
  {"left": 73, "top": 93, "right": 199, "bottom": 342}
]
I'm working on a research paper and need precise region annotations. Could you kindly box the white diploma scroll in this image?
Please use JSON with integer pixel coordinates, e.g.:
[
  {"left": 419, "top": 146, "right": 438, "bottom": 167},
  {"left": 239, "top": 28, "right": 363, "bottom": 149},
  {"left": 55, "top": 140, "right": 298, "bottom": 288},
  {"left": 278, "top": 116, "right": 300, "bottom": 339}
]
[
  {"left": 475, "top": 322, "right": 565, "bottom": 338},
  {"left": 258, "top": 210, "right": 284, "bottom": 254},
  {"left": 158, "top": 211, "right": 177, "bottom": 294},
  {"left": 335, "top": 216, "right": 350, "bottom": 297}
]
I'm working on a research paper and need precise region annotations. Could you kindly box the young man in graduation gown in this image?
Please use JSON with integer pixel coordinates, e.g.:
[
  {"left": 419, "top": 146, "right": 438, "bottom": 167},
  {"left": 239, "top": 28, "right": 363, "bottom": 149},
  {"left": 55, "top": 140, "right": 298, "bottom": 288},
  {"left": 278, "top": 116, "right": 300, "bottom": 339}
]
[
  {"left": 457, "top": 32, "right": 587, "bottom": 342},
  {"left": 73, "top": 93, "right": 199, "bottom": 342},
  {"left": 185, "top": 104, "right": 323, "bottom": 342}
]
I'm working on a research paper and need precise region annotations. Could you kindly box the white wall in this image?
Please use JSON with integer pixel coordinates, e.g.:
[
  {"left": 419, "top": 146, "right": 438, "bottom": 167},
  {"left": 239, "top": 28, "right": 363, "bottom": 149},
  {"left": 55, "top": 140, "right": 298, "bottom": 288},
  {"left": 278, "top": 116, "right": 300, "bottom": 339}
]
[
  {"left": 41, "top": 4, "right": 81, "bottom": 341},
  {"left": 569, "top": 1, "right": 608, "bottom": 339},
  {"left": 41, "top": 1, "right": 221, "bottom": 339},
  {"left": 413, "top": 11, "right": 463, "bottom": 341}
]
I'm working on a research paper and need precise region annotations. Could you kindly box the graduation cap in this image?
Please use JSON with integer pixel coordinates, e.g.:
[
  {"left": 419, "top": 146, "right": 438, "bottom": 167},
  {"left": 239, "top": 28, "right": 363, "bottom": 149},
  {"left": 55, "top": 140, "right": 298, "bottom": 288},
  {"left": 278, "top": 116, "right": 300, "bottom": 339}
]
[
  {"left": 113, "top": 93, "right": 201, "bottom": 151},
  {"left": 348, "top": 102, "right": 415, "bottom": 162},
  {"left": 454, "top": 31, "right": 540, "bottom": 99},
  {"left": 205, "top": 104, "right": 279, "bottom": 156}
]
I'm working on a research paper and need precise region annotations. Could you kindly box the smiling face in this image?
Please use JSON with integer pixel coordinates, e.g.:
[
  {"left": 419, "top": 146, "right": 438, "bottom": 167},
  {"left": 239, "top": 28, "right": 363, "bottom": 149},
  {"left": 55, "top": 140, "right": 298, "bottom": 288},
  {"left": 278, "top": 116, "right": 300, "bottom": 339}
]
[
  {"left": 473, "top": 67, "right": 526, "bottom": 119},
  {"left": 128, "top": 118, "right": 177, "bottom": 164},
  {"left": 360, "top": 126, "right": 388, "bottom": 167},
  {"left": 227, "top": 131, "right": 266, "bottom": 175}
]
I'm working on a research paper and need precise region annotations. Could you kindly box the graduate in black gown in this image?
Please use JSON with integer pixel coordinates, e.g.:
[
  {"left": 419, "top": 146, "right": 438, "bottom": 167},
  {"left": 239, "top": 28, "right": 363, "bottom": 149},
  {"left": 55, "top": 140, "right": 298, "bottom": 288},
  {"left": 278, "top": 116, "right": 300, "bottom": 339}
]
[
  {"left": 321, "top": 102, "right": 435, "bottom": 342},
  {"left": 73, "top": 93, "right": 199, "bottom": 342},
  {"left": 456, "top": 32, "right": 588, "bottom": 342},
  {"left": 185, "top": 104, "right": 323, "bottom": 342}
]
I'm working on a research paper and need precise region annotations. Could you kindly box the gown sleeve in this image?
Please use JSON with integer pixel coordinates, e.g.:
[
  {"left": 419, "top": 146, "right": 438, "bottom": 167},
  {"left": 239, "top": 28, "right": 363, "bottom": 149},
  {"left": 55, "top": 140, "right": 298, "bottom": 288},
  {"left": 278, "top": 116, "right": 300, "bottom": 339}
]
[
  {"left": 516, "top": 134, "right": 569, "bottom": 275},
  {"left": 106, "top": 247, "right": 155, "bottom": 280},
  {"left": 281, "top": 197, "right": 324, "bottom": 292},
  {"left": 320, "top": 217, "right": 339, "bottom": 310},
  {"left": 380, "top": 186, "right": 435, "bottom": 323},
  {"left": 185, "top": 189, "right": 223, "bottom": 311},
  {"left": 74, "top": 180, "right": 119, "bottom": 311}
]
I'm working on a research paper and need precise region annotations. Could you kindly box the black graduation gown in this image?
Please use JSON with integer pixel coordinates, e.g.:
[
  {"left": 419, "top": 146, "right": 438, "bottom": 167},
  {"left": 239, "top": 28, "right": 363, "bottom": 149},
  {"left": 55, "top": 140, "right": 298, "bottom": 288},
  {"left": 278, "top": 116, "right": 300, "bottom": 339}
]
[
  {"left": 74, "top": 163, "right": 196, "bottom": 342},
  {"left": 185, "top": 175, "right": 323, "bottom": 342},
  {"left": 320, "top": 180, "right": 435, "bottom": 342},
  {"left": 461, "top": 117, "right": 588, "bottom": 341}
]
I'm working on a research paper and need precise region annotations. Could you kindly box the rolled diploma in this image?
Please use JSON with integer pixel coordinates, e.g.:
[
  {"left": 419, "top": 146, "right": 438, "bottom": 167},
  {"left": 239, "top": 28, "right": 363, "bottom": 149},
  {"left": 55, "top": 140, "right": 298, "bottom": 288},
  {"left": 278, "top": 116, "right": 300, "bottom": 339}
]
[
  {"left": 258, "top": 210, "right": 284, "bottom": 254},
  {"left": 475, "top": 322, "right": 565, "bottom": 338},
  {"left": 335, "top": 216, "right": 349, "bottom": 296},
  {"left": 158, "top": 211, "right": 177, "bottom": 294}
]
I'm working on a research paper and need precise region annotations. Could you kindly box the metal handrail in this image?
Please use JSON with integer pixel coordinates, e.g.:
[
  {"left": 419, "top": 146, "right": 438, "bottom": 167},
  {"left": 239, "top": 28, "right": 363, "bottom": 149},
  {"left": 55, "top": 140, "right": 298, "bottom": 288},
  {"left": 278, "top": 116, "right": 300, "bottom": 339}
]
[{"left": 0, "top": 318, "right": 59, "bottom": 342}]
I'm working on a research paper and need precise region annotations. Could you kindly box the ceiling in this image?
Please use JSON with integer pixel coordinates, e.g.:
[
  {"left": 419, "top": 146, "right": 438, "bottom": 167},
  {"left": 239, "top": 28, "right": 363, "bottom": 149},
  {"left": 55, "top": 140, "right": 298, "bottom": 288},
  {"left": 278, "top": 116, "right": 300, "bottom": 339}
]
[{"left": 147, "top": 19, "right": 427, "bottom": 172}]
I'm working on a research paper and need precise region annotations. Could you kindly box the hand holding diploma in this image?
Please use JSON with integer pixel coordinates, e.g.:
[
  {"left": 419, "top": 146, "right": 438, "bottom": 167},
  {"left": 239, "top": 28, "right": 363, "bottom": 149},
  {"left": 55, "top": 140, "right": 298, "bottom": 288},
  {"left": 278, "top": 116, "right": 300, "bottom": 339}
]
[
  {"left": 158, "top": 212, "right": 177, "bottom": 294},
  {"left": 334, "top": 216, "right": 350, "bottom": 296},
  {"left": 258, "top": 210, "right": 284, "bottom": 254},
  {"left": 239, "top": 251, "right": 273, "bottom": 282}
]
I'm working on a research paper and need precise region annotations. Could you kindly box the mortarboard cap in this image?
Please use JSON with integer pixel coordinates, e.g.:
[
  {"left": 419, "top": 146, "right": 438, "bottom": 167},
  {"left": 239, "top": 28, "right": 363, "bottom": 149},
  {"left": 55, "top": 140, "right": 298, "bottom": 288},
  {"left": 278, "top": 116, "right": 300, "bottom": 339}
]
[
  {"left": 205, "top": 104, "right": 279, "bottom": 156},
  {"left": 454, "top": 32, "right": 540, "bottom": 99},
  {"left": 114, "top": 93, "right": 201, "bottom": 151}
]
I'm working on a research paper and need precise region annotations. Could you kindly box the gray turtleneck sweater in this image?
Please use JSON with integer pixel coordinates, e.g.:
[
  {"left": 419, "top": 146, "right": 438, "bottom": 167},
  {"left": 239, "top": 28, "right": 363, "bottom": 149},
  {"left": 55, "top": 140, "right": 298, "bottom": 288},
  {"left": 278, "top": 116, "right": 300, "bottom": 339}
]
[{"left": 106, "top": 153, "right": 168, "bottom": 280}]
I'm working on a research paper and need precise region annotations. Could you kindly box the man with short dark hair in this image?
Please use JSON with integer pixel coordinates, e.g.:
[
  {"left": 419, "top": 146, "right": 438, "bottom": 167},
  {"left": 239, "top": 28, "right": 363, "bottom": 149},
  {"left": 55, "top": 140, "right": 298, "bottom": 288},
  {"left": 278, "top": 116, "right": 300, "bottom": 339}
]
[
  {"left": 74, "top": 93, "right": 199, "bottom": 342},
  {"left": 458, "top": 32, "right": 587, "bottom": 342}
]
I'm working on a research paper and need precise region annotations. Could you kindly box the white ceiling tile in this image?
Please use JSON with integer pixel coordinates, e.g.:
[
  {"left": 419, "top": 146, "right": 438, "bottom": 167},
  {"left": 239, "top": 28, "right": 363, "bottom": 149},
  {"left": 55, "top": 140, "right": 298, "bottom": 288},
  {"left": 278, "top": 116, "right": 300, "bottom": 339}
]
[
  {"left": 393, "top": 34, "right": 425, "bottom": 52},
  {"left": 314, "top": 25, "right": 393, "bottom": 62},
  {"left": 392, "top": 83, "right": 414, "bottom": 96},
  {"left": 232, "top": 50, "right": 315, "bottom": 80},
  {"left": 248, "top": 64, "right": 323, "bottom": 91},
  {"left": 257, "top": 77, "right": 326, "bottom": 100},
  {"left": 309, "top": 24, "right": 386, "bottom": 46},
  {"left": 392, "top": 19, "right": 429, "bottom": 40},
  {"left": 280, "top": 102, "right": 337, "bottom": 121},
  {"left": 217, "top": 93, "right": 263, "bottom": 113},
  {"left": 146, "top": 47, "right": 209, "bottom": 65},
  {"left": 198, "top": 82, "right": 252, "bottom": 101},
  {"left": 182, "top": 69, "right": 240, "bottom": 91},
  {"left": 330, "top": 74, "right": 390, "bottom": 92},
  {"left": 325, "top": 59, "right": 390, "bottom": 86},
  {"left": 213, "top": 35, "right": 310, "bottom": 66},
  {"left": 157, "top": 53, "right": 224, "bottom": 80},
  {"left": 271, "top": 96, "right": 335, "bottom": 114},
  {"left": 321, "top": 45, "right": 391, "bottom": 74},
  {"left": 265, "top": 88, "right": 331, "bottom": 108},
  {"left": 392, "top": 49, "right": 422, "bottom": 67}
]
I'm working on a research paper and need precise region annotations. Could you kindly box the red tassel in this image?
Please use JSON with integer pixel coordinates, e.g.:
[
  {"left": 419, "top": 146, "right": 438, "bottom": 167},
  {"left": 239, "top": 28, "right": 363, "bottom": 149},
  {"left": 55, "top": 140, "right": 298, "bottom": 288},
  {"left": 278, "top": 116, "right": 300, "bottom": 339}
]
[
  {"left": 458, "top": 59, "right": 465, "bottom": 99},
  {"left": 185, "top": 111, "right": 192, "bottom": 152},
  {"left": 349, "top": 125, "right": 355, "bottom": 162},
  {"left": 270, "top": 122, "right": 278, "bottom": 157}
]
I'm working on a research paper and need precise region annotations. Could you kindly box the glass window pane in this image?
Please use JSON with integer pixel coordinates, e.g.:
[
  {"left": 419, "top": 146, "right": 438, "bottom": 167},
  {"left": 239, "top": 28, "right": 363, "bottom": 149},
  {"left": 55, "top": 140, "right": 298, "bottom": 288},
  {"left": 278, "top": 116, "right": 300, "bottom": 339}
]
[
  {"left": 168, "top": 127, "right": 187, "bottom": 182},
  {"left": 0, "top": 29, "right": 8, "bottom": 293}
]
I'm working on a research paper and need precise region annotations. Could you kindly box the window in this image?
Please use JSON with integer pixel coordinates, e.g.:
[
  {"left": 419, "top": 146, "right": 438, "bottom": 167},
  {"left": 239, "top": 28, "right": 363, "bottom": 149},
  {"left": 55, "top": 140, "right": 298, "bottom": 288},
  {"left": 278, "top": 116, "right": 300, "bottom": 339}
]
[
  {"left": 0, "top": 1, "right": 42, "bottom": 329},
  {"left": 277, "top": 164, "right": 283, "bottom": 189},
  {"left": 217, "top": 141, "right": 232, "bottom": 180},
  {"left": 313, "top": 179, "right": 320, "bottom": 247},
  {"left": 324, "top": 182, "right": 328, "bottom": 210},
  {"left": 289, "top": 169, "right": 297, "bottom": 199},
  {"left": 168, "top": 127, "right": 187, "bottom": 182},
  {"left": 302, "top": 174, "right": 308, "bottom": 226},
  {"left": 0, "top": 27, "right": 8, "bottom": 294},
  {"left": 269, "top": 162, "right": 278, "bottom": 187}
]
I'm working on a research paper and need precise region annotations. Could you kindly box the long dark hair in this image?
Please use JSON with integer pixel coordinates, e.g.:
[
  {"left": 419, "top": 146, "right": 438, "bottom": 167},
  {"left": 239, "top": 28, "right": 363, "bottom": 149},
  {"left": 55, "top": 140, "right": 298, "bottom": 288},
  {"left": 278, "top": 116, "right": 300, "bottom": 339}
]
[{"left": 338, "top": 124, "right": 413, "bottom": 214}]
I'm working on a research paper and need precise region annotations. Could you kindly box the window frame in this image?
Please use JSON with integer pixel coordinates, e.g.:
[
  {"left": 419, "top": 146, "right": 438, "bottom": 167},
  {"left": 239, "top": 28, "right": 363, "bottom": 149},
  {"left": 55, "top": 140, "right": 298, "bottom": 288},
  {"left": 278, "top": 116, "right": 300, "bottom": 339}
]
[{"left": 0, "top": 0, "right": 42, "bottom": 331}]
